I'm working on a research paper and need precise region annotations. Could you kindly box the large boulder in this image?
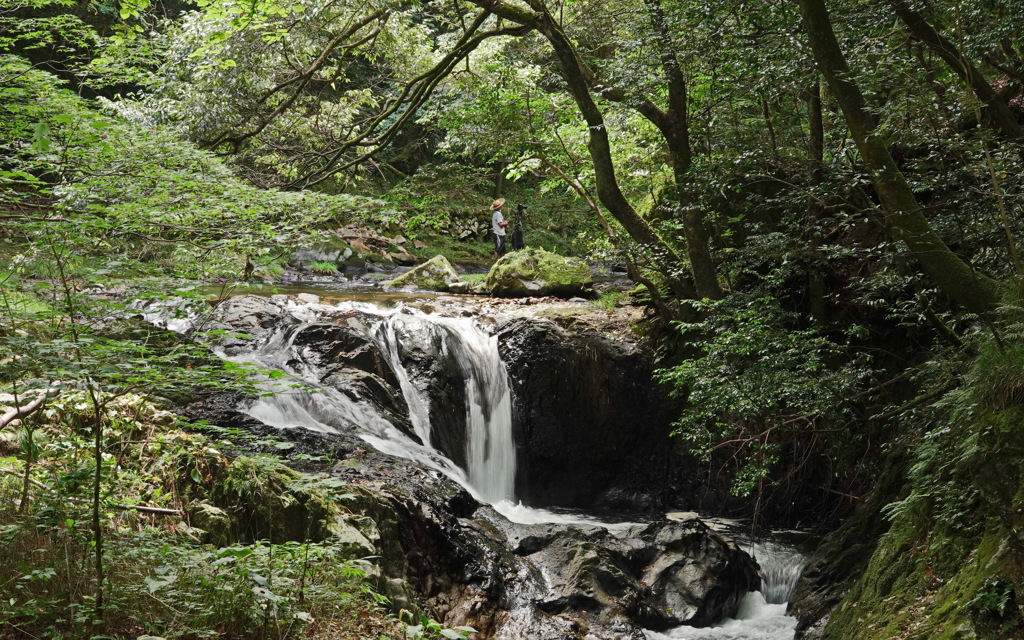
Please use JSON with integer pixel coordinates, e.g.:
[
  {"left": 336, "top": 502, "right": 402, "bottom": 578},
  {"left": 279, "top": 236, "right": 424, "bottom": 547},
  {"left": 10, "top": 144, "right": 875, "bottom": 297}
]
[
  {"left": 631, "top": 520, "right": 761, "bottom": 628},
  {"left": 384, "top": 255, "right": 461, "bottom": 291},
  {"left": 484, "top": 248, "right": 592, "bottom": 298},
  {"left": 504, "top": 516, "right": 760, "bottom": 633},
  {"left": 498, "top": 317, "right": 686, "bottom": 512},
  {"left": 198, "top": 294, "right": 290, "bottom": 352}
]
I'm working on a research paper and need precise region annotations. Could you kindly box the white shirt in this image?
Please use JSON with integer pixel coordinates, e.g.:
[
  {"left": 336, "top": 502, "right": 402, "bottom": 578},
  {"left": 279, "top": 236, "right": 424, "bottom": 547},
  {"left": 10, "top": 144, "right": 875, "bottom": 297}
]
[{"left": 492, "top": 209, "right": 506, "bottom": 236}]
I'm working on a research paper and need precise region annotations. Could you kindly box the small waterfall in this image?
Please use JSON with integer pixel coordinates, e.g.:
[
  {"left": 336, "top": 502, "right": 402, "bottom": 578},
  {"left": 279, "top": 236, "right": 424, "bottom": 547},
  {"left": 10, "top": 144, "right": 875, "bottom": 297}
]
[
  {"left": 370, "top": 311, "right": 517, "bottom": 503},
  {"left": 433, "top": 316, "right": 516, "bottom": 503},
  {"left": 643, "top": 537, "right": 807, "bottom": 640},
  {"left": 756, "top": 543, "right": 806, "bottom": 605}
]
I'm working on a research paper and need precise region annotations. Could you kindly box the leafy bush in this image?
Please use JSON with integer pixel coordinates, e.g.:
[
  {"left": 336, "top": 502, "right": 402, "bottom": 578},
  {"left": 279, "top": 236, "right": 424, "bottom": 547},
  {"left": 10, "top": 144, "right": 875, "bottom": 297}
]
[
  {"left": 0, "top": 513, "right": 400, "bottom": 639},
  {"left": 657, "top": 295, "right": 872, "bottom": 497}
]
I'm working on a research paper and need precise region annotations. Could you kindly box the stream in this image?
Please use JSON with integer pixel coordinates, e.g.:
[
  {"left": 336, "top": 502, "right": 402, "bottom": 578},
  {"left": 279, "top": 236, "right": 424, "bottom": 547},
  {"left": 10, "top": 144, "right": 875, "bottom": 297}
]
[{"left": 151, "top": 288, "right": 808, "bottom": 639}]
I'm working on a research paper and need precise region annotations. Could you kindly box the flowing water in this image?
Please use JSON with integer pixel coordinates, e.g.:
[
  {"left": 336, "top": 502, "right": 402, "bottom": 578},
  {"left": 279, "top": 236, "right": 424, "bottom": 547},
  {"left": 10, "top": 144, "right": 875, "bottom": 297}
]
[
  {"left": 643, "top": 530, "right": 807, "bottom": 640},
  {"left": 149, "top": 294, "right": 807, "bottom": 638},
  {"left": 207, "top": 300, "right": 516, "bottom": 504}
]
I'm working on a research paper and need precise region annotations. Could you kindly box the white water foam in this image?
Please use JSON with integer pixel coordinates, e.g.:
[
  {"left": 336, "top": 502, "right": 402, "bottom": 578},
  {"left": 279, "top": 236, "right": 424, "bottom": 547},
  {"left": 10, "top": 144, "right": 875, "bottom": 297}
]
[
  {"left": 642, "top": 535, "right": 806, "bottom": 640},
  {"left": 643, "top": 591, "right": 795, "bottom": 640},
  {"left": 491, "top": 499, "right": 640, "bottom": 533}
]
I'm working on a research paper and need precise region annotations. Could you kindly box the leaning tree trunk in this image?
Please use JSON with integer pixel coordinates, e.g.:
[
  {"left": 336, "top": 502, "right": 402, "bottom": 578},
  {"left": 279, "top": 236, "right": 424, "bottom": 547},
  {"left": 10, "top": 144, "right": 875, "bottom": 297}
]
[
  {"left": 643, "top": 0, "right": 723, "bottom": 300},
  {"left": 891, "top": 0, "right": 1024, "bottom": 141},
  {"left": 526, "top": 2, "right": 697, "bottom": 300},
  {"left": 797, "top": 0, "right": 1006, "bottom": 315}
]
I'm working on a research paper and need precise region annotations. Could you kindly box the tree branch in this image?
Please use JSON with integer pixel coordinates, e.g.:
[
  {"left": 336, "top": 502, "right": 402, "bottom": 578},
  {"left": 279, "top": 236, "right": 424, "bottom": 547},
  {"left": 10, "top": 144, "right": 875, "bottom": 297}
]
[{"left": 0, "top": 389, "right": 58, "bottom": 429}]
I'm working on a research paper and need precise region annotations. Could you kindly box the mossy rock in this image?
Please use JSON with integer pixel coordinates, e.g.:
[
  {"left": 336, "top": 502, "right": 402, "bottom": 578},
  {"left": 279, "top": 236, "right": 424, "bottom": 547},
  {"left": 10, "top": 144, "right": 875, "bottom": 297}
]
[
  {"left": 383, "top": 254, "right": 461, "bottom": 291},
  {"left": 188, "top": 501, "right": 234, "bottom": 547},
  {"left": 484, "top": 247, "right": 593, "bottom": 298}
]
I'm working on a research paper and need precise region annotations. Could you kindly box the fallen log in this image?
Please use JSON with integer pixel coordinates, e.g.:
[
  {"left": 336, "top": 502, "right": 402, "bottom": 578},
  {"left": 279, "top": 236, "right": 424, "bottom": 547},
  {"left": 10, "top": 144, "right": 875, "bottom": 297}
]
[{"left": 0, "top": 389, "right": 59, "bottom": 429}]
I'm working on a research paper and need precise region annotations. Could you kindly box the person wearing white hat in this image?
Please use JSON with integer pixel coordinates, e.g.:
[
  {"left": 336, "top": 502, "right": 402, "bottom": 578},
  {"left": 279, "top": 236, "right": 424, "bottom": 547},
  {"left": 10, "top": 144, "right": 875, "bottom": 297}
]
[{"left": 491, "top": 198, "right": 508, "bottom": 261}]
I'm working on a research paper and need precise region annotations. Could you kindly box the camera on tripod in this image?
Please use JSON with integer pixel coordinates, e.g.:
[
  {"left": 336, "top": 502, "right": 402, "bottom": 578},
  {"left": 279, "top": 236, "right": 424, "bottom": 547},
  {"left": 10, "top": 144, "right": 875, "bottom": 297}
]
[{"left": 511, "top": 204, "right": 526, "bottom": 249}]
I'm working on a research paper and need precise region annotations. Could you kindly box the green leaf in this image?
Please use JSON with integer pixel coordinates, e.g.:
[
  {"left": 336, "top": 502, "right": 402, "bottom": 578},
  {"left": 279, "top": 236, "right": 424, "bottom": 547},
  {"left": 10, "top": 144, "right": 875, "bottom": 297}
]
[{"left": 31, "top": 121, "right": 51, "bottom": 152}]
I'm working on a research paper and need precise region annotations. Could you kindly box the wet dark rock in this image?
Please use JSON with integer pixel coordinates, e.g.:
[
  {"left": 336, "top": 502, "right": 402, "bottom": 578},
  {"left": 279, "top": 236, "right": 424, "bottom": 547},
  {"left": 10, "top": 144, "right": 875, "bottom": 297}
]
[
  {"left": 377, "top": 314, "right": 471, "bottom": 468},
  {"left": 203, "top": 294, "right": 288, "bottom": 350},
  {"left": 488, "top": 515, "right": 760, "bottom": 635},
  {"left": 290, "top": 322, "right": 394, "bottom": 380},
  {"left": 625, "top": 519, "right": 761, "bottom": 628},
  {"left": 498, "top": 317, "right": 685, "bottom": 512}
]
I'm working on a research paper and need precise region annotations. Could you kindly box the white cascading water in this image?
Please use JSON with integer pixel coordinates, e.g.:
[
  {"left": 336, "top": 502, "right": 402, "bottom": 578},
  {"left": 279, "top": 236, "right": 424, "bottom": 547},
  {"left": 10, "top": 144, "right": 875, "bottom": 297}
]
[
  {"left": 216, "top": 301, "right": 516, "bottom": 504},
  {"left": 643, "top": 538, "right": 806, "bottom": 640},
  {"left": 373, "top": 316, "right": 435, "bottom": 447},
  {"left": 147, "top": 296, "right": 807, "bottom": 639},
  {"left": 427, "top": 315, "right": 516, "bottom": 503}
]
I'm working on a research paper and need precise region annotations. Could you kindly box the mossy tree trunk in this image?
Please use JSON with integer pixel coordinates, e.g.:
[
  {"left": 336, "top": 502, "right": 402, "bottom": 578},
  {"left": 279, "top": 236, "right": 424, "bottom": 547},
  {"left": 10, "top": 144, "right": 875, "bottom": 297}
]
[{"left": 796, "top": 0, "right": 1006, "bottom": 315}]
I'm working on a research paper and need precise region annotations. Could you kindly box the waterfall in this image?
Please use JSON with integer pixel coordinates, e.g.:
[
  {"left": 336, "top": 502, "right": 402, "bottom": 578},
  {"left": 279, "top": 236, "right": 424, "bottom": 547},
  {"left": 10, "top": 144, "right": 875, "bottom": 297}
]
[
  {"left": 201, "top": 299, "right": 517, "bottom": 504},
  {"left": 434, "top": 316, "right": 516, "bottom": 504},
  {"left": 755, "top": 542, "right": 806, "bottom": 605},
  {"left": 371, "top": 311, "right": 517, "bottom": 503}
]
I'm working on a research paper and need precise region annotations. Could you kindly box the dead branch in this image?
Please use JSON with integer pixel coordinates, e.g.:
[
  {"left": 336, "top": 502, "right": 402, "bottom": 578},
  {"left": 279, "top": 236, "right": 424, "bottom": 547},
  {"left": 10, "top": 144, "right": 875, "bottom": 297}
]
[{"left": 0, "top": 389, "right": 59, "bottom": 429}]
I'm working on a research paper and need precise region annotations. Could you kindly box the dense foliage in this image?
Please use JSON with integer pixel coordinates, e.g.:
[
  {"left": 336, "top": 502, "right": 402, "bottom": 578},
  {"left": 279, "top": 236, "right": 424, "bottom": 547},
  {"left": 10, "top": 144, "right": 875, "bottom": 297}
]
[{"left": 2, "top": 0, "right": 1024, "bottom": 636}]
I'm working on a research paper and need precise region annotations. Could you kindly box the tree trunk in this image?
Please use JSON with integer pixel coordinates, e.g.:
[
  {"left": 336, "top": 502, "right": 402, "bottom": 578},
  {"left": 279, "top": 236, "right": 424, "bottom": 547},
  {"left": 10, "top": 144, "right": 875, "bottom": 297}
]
[
  {"left": 891, "top": 0, "right": 1024, "bottom": 141},
  {"left": 806, "top": 82, "right": 828, "bottom": 324},
  {"left": 643, "top": 0, "right": 723, "bottom": 300},
  {"left": 797, "top": 0, "right": 1005, "bottom": 314},
  {"left": 520, "top": 1, "right": 696, "bottom": 299},
  {"left": 493, "top": 160, "right": 505, "bottom": 199}
]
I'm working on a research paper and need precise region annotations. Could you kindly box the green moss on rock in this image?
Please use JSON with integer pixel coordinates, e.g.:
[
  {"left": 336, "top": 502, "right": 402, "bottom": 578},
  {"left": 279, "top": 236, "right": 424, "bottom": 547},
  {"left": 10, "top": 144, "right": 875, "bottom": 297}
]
[
  {"left": 383, "top": 254, "right": 460, "bottom": 291},
  {"left": 819, "top": 405, "right": 1024, "bottom": 640},
  {"left": 484, "top": 247, "right": 592, "bottom": 298},
  {"left": 822, "top": 516, "right": 1021, "bottom": 640}
]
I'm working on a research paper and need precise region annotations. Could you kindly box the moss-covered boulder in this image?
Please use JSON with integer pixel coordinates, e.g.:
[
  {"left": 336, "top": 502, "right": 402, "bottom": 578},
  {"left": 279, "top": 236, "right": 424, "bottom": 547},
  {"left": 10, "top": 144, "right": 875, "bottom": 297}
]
[
  {"left": 383, "top": 255, "right": 460, "bottom": 291},
  {"left": 188, "top": 501, "right": 234, "bottom": 547},
  {"left": 484, "top": 248, "right": 592, "bottom": 298}
]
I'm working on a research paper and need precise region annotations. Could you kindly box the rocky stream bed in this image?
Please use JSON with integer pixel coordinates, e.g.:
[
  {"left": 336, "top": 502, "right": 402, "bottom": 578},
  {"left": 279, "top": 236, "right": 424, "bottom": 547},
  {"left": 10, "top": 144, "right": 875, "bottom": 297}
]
[{"left": 149, "top": 286, "right": 810, "bottom": 640}]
